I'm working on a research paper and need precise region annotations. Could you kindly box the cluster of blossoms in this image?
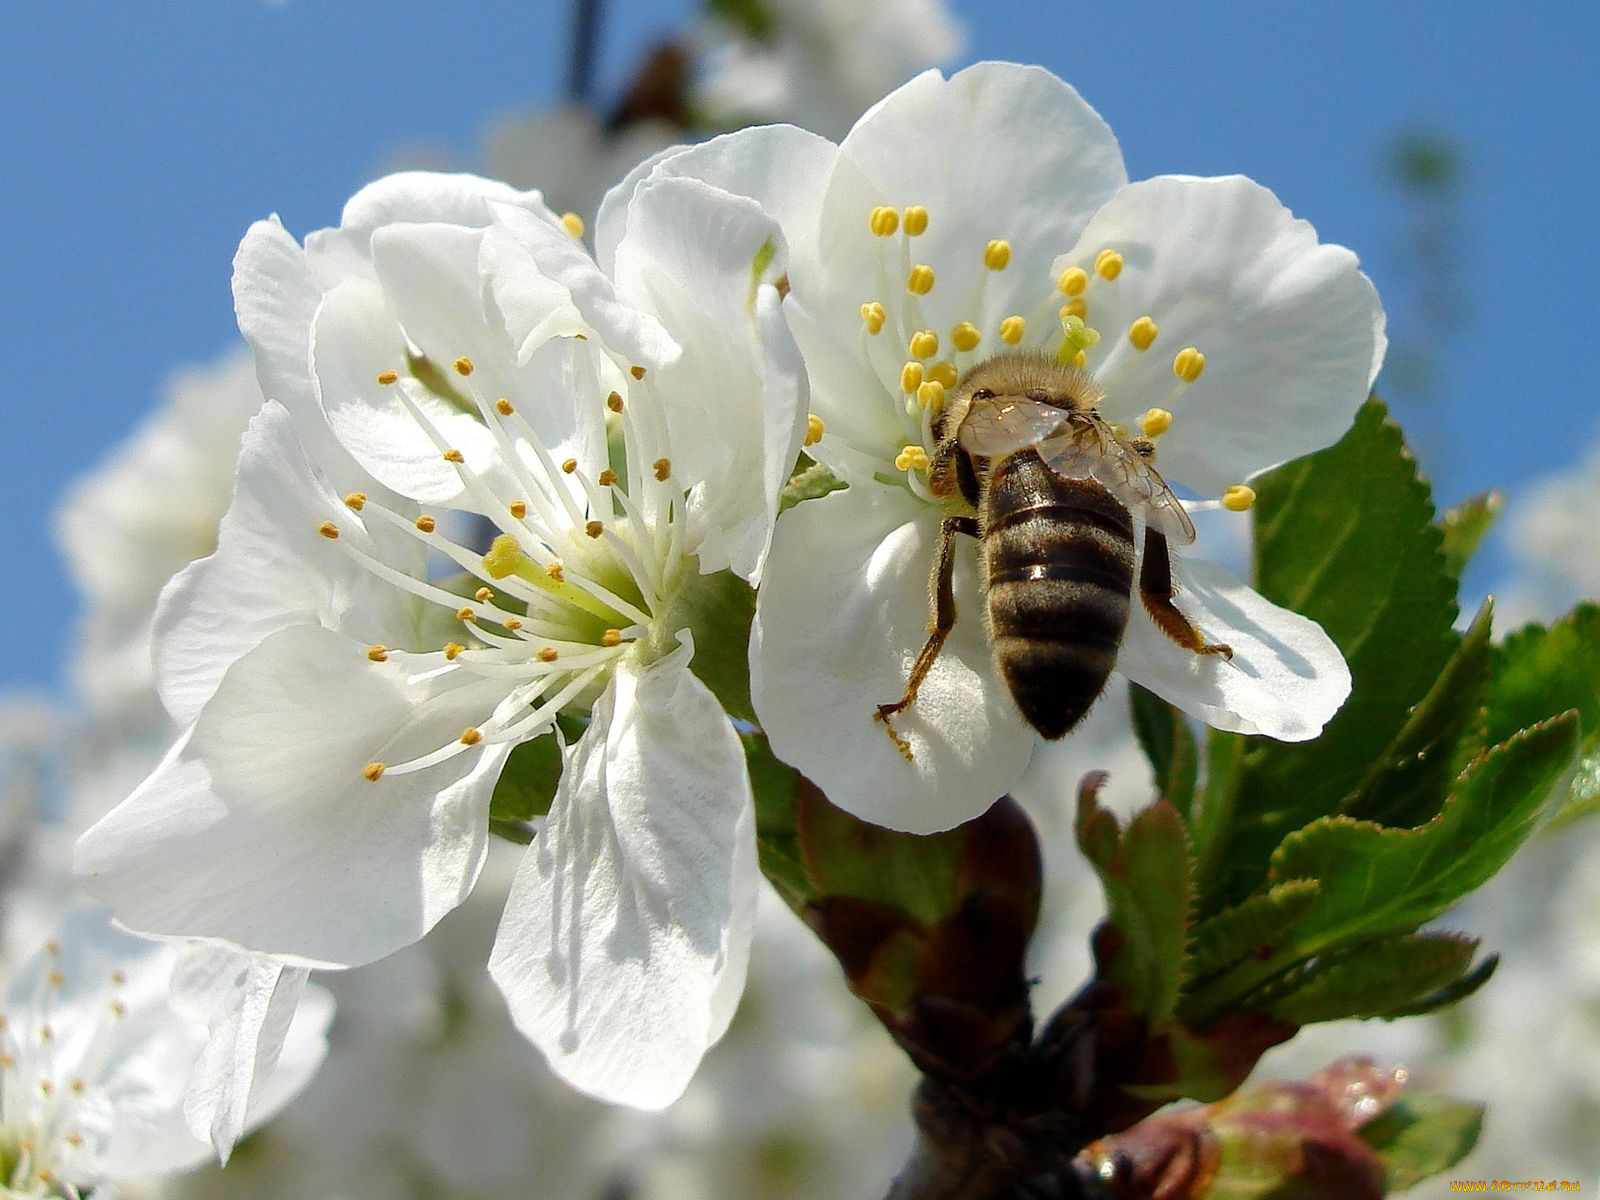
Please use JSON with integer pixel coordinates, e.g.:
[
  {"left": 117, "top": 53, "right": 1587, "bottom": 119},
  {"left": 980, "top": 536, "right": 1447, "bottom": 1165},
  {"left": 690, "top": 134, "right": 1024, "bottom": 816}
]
[{"left": 70, "top": 65, "right": 1383, "bottom": 1131}]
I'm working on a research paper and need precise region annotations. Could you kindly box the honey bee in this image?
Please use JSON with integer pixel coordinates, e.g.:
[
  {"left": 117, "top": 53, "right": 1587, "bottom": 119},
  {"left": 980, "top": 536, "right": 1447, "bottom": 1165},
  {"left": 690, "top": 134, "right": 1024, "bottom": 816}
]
[{"left": 875, "top": 353, "right": 1232, "bottom": 753}]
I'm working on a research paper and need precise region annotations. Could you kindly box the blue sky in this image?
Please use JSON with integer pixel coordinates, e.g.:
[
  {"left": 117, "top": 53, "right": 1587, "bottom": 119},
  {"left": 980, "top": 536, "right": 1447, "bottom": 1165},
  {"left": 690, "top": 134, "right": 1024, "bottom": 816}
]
[{"left": 3, "top": 1, "right": 1597, "bottom": 699}]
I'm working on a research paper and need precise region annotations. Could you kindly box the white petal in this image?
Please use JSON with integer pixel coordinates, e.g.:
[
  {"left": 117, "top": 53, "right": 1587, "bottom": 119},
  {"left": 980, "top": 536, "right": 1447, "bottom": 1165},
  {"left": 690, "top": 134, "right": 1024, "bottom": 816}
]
[
  {"left": 1116, "top": 549, "right": 1350, "bottom": 742},
  {"left": 338, "top": 171, "right": 551, "bottom": 235},
  {"left": 152, "top": 401, "right": 420, "bottom": 727},
  {"left": 310, "top": 274, "right": 507, "bottom": 509},
  {"left": 172, "top": 949, "right": 330, "bottom": 1163},
  {"left": 232, "top": 217, "right": 320, "bottom": 417},
  {"left": 489, "top": 647, "right": 757, "bottom": 1110},
  {"left": 614, "top": 174, "right": 809, "bottom": 581},
  {"left": 1058, "top": 175, "right": 1386, "bottom": 495},
  {"left": 78, "top": 625, "right": 510, "bottom": 967},
  {"left": 596, "top": 123, "right": 839, "bottom": 275},
  {"left": 488, "top": 202, "right": 680, "bottom": 370},
  {"left": 751, "top": 485, "right": 1034, "bottom": 833}
]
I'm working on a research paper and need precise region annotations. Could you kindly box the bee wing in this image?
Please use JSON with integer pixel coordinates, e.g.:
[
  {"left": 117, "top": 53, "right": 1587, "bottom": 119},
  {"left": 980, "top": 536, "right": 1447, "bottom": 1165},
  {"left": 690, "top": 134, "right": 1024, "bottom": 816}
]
[
  {"left": 957, "top": 396, "right": 1072, "bottom": 459},
  {"left": 1041, "top": 422, "right": 1198, "bottom": 546}
]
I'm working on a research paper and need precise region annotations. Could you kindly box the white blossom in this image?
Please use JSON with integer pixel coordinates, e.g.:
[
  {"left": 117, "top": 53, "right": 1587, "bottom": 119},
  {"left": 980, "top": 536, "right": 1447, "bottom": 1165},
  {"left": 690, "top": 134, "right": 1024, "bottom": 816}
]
[
  {"left": 77, "top": 170, "right": 807, "bottom": 1109},
  {"left": 0, "top": 905, "right": 328, "bottom": 1198},
  {"left": 610, "top": 63, "right": 1385, "bottom": 832}
]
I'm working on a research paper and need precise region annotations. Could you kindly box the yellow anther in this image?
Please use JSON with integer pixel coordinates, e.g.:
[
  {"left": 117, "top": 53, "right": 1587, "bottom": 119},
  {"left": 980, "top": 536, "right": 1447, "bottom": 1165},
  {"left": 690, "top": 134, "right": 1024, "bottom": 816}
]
[
  {"left": 917, "top": 380, "right": 945, "bottom": 410},
  {"left": 1140, "top": 407, "right": 1174, "bottom": 438},
  {"left": 602, "top": 628, "right": 624, "bottom": 648},
  {"left": 561, "top": 458, "right": 578, "bottom": 474},
  {"left": 538, "top": 646, "right": 559, "bottom": 663},
  {"left": 318, "top": 521, "right": 340, "bottom": 540},
  {"left": 560, "top": 211, "right": 585, "bottom": 238},
  {"left": 653, "top": 457, "right": 672, "bottom": 481},
  {"left": 984, "top": 239, "right": 1012, "bottom": 270},
  {"left": 860, "top": 301, "right": 887, "bottom": 335},
  {"left": 907, "top": 264, "right": 935, "bottom": 295},
  {"left": 951, "top": 321, "right": 981, "bottom": 352},
  {"left": 47, "top": 970, "right": 63, "bottom": 988},
  {"left": 110, "top": 970, "right": 126, "bottom": 987},
  {"left": 444, "top": 642, "right": 465, "bottom": 660},
  {"left": 598, "top": 468, "right": 618, "bottom": 487},
  {"left": 1094, "top": 248, "right": 1123, "bottom": 280},
  {"left": 805, "top": 414, "right": 825, "bottom": 446},
  {"left": 483, "top": 533, "right": 524, "bottom": 579},
  {"left": 630, "top": 365, "right": 647, "bottom": 381},
  {"left": 508, "top": 500, "right": 527, "bottom": 519},
  {"left": 585, "top": 520, "right": 604, "bottom": 539},
  {"left": 456, "top": 606, "right": 476, "bottom": 622},
  {"left": 503, "top": 618, "right": 523, "bottom": 631},
  {"left": 414, "top": 515, "right": 437, "bottom": 534},
  {"left": 343, "top": 492, "right": 366, "bottom": 511},
  {"left": 474, "top": 586, "right": 493, "bottom": 602},
  {"left": 1059, "top": 298, "right": 1088, "bottom": 320},
  {"left": 900, "top": 361, "right": 925, "bottom": 394},
  {"left": 496, "top": 398, "right": 515, "bottom": 415},
  {"left": 902, "top": 205, "right": 929, "bottom": 236},
  {"left": 376, "top": 370, "right": 399, "bottom": 385},
  {"left": 546, "top": 561, "right": 564, "bottom": 582},
  {"left": 928, "top": 360, "right": 958, "bottom": 388},
  {"left": 453, "top": 356, "right": 474, "bottom": 376},
  {"left": 1058, "top": 267, "right": 1089, "bottom": 296},
  {"left": 869, "top": 206, "right": 899, "bottom": 237},
  {"left": 894, "top": 445, "right": 931, "bottom": 472},
  {"left": 0, "top": 1054, "right": 12, "bottom": 1069},
  {"left": 909, "top": 330, "right": 939, "bottom": 359},
  {"left": 999, "top": 315, "right": 1026, "bottom": 345},
  {"left": 1128, "top": 316, "right": 1159, "bottom": 351},
  {"left": 1222, "top": 484, "right": 1257, "bottom": 512},
  {"left": 38, "top": 1079, "right": 53, "bottom": 1096},
  {"left": 1173, "top": 346, "right": 1207, "bottom": 382},
  {"left": 442, "top": 448, "right": 464, "bottom": 463},
  {"left": 366, "top": 645, "right": 388, "bottom": 662},
  {"left": 363, "top": 762, "right": 386, "bottom": 782},
  {"left": 109, "top": 1000, "right": 126, "bottom": 1018},
  {"left": 608, "top": 391, "right": 626, "bottom": 411},
  {"left": 1073, "top": 351, "right": 1087, "bottom": 368},
  {"left": 460, "top": 727, "right": 482, "bottom": 746}
]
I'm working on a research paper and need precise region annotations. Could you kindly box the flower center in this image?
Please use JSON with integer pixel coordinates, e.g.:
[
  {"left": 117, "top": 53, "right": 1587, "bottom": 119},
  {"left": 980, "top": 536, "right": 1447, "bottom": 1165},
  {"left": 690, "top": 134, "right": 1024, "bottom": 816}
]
[
  {"left": 319, "top": 346, "right": 692, "bottom": 784},
  {"left": 847, "top": 202, "right": 1250, "bottom": 510},
  {"left": 0, "top": 946, "right": 126, "bottom": 1197}
]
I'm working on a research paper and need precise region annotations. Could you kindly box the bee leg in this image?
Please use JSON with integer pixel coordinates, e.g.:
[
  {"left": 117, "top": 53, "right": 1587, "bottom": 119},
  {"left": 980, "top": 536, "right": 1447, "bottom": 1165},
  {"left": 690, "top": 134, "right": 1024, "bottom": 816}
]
[
  {"left": 875, "top": 515, "right": 980, "bottom": 760},
  {"left": 1138, "top": 528, "right": 1234, "bottom": 661}
]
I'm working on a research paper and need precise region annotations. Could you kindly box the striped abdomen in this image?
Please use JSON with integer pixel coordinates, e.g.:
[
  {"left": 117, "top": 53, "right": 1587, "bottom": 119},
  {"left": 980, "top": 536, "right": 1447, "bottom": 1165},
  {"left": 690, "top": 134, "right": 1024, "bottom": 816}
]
[{"left": 981, "top": 450, "right": 1134, "bottom": 739}]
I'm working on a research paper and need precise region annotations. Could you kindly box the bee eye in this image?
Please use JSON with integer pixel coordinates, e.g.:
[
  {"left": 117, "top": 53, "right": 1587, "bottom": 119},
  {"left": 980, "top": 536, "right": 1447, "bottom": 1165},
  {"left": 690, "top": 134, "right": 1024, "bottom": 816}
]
[{"left": 971, "top": 388, "right": 996, "bottom": 400}]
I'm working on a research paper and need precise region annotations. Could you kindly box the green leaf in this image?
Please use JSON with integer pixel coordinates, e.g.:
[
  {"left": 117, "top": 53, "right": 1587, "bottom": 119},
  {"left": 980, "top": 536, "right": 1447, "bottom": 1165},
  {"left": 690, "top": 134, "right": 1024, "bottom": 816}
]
[
  {"left": 1128, "top": 684, "right": 1198, "bottom": 817},
  {"left": 678, "top": 570, "right": 757, "bottom": 725},
  {"left": 1195, "top": 398, "right": 1460, "bottom": 913},
  {"left": 1438, "top": 489, "right": 1503, "bottom": 579},
  {"left": 779, "top": 460, "right": 846, "bottom": 513},
  {"left": 1385, "top": 951, "right": 1498, "bottom": 1018},
  {"left": 1077, "top": 789, "right": 1193, "bottom": 1025},
  {"left": 1271, "top": 714, "right": 1580, "bottom": 955},
  {"left": 1184, "top": 879, "right": 1321, "bottom": 984},
  {"left": 488, "top": 731, "right": 564, "bottom": 825},
  {"left": 1359, "top": 1092, "right": 1484, "bottom": 1192},
  {"left": 1340, "top": 599, "right": 1494, "bottom": 828},
  {"left": 1485, "top": 604, "right": 1600, "bottom": 828},
  {"left": 1264, "top": 932, "right": 1481, "bottom": 1025}
]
